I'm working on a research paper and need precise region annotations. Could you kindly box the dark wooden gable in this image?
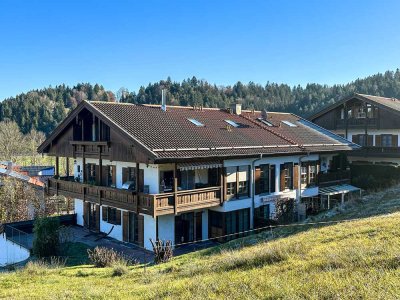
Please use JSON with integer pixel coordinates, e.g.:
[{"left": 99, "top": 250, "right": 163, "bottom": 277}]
[{"left": 38, "top": 101, "right": 157, "bottom": 163}]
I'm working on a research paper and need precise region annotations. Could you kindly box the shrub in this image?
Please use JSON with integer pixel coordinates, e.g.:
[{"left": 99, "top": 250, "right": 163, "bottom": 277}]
[
  {"left": 32, "top": 217, "right": 61, "bottom": 258},
  {"left": 112, "top": 261, "right": 129, "bottom": 277},
  {"left": 87, "top": 247, "right": 137, "bottom": 268},
  {"left": 150, "top": 240, "right": 173, "bottom": 264}
]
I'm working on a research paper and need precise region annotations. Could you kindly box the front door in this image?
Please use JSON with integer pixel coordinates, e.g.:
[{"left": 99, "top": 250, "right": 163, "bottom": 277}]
[
  {"left": 88, "top": 203, "right": 99, "bottom": 232},
  {"left": 175, "top": 212, "right": 203, "bottom": 245}
]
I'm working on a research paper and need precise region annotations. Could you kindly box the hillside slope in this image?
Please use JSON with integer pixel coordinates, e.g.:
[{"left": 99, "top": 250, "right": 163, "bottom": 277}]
[{"left": 1, "top": 188, "right": 400, "bottom": 299}]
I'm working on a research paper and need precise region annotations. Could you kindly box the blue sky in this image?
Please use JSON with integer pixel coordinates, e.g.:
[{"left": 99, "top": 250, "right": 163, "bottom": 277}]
[{"left": 0, "top": 0, "right": 399, "bottom": 100}]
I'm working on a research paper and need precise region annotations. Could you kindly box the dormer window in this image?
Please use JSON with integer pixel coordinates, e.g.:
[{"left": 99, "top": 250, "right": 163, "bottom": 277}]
[
  {"left": 188, "top": 118, "right": 204, "bottom": 127},
  {"left": 257, "top": 118, "right": 273, "bottom": 126}
]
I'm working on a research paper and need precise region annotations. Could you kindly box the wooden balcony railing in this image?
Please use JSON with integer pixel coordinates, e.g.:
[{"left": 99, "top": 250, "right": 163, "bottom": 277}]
[
  {"left": 336, "top": 118, "right": 377, "bottom": 128},
  {"left": 317, "top": 170, "right": 351, "bottom": 187},
  {"left": 351, "top": 146, "right": 400, "bottom": 158},
  {"left": 70, "top": 141, "right": 111, "bottom": 158},
  {"left": 48, "top": 178, "right": 221, "bottom": 217},
  {"left": 47, "top": 178, "right": 138, "bottom": 211}
]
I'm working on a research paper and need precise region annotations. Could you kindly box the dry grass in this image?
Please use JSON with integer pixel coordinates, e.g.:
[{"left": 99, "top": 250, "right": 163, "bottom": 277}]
[{"left": 1, "top": 186, "right": 400, "bottom": 299}]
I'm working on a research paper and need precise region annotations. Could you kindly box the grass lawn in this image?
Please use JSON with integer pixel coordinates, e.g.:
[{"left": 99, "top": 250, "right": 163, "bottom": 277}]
[{"left": 1, "top": 186, "right": 400, "bottom": 299}]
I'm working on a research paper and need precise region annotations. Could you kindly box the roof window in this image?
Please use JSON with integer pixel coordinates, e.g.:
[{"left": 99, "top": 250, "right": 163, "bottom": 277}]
[
  {"left": 224, "top": 120, "right": 240, "bottom": 128},
  {"left": 188, "top": 118, "right": 204, "bottom": 127},
  {"left": 281, "top": 120, "right": 297, "bottom": 127},
  {"left": 257, "top": 118, "right": 273, "bottom": 127}
]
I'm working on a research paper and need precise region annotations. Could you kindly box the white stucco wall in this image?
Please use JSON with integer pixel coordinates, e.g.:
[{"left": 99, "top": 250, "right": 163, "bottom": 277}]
[
  {"left": 100, "top": 206, "right": 123, "bottom": 241},
  {"left": 0, "top": 234, "right": 30, "bottom": 266},
  {"left": 158, "top": 214, "right": 175, "bottom": 244},
  {"left": 143, "top": 214, "right": 156, "bottom": 250},
  {"left": 75, "top": 198, "right": 84, "bottom": 226}
]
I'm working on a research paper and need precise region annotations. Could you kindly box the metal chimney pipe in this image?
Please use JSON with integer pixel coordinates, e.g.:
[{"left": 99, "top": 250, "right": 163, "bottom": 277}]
[{"left": 161, "top": 89, "right": 167, "bottom": 111}]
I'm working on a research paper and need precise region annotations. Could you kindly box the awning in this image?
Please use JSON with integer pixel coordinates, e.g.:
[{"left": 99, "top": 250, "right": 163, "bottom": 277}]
[
  {"left": 177, "top": 161, "right": 222, "bottom": 171},
  {"left": 319, "top": 184, "right": 361, "bottom": 196}
]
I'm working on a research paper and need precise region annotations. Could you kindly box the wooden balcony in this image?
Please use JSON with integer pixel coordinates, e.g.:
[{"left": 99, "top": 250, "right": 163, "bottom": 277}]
[
  {"left": 47, "top": 178, "right": 138, "bottom": 211},
  {"left": 317, "top": 170, "right": 351, "bottom": 187},
  {"left": 336, "top": 118, "right": 377, "bottom": 129},
  {"left": 47, "top": 178, "right": 222, "bottom": 217},
  {"left": 350, "top": 146, "right": 400, "bottom": 158},
  {"left": 70, "top": 141, "right": 112, "bottom": 158},
  {"left": 138, "top": 187, "right": 222, "bottom": 217}
]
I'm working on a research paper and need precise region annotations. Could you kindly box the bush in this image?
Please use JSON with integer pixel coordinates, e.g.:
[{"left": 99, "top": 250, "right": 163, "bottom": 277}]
[
  {"left": 87, "top": 247, "right": 137, "bottom": 268},
  {"left": 351, "top": 164, "right": 400, "bottom": 190},
  {"left": 112, "top": 261, "right": 129, "bottom": 277},
  {"left": 150, "top": 240, "right": 173, "bottom": 264},
  {"left": 32, "top": 217, "right": 61, "bottom": 258}
]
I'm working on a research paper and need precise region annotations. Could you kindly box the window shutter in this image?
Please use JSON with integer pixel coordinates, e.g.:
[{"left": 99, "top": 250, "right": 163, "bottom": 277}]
[
  {"left": 293, "top": 164, "right": 299, "bottom": 189},
  {"left": 115, "top": 209, "right": 121, "bottom": 225},
  {"left": 83, "top": 202, "right": 90, "bottom": 228},
  {"left": 255, "top": 167, "right": 261, "bottom": 195},
  {"left": 280, "top": 164, "right": 285, "bottom": 192},
  {"left": 102, "top": 166, "right": 108, "bottom": 186},
  {"left": 270, "top": 165, "right": 276, "bottom": 193},
  {"left": 102, "top": 206, "right": 108, "bottom": 221},
  {"left": 137, "top": 214, "right": 144, "bottom": 247},
  {"left": 392, "top": 135, "right": 398, "bottom": 147},
  {"left": 122, "top": 168, "right": 129, "bottom": 183},
  {"left": 352, "top": 135, "right": 360, "bottom": 145},
  {"left": 375, "top": 135, "right": 382, "bottom": 146},
  {"left": 138, "top": 169, "right": 144, "bottom": 192},
  {"left": 122, "top": 211, "right": 129, "bottom": 242},
  {"left": 112, "top": 166, "right": 116, "bottom": 186},
  {"left": 95, "top": 165, "right": 100, "bottom": 185},
  {"left": 95, "top": 204, "right": 100, "bottom": 232},
  {"left": 367, "top": 135, "right": 373, "bottom": 146}
]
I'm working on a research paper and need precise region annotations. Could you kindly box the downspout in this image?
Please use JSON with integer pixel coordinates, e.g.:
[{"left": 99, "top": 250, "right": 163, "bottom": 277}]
[
  {"left": 297, "top": 152, "right": 310, "bottom": 220},
  {"left": 251, "top": 154, "right": 263, "bottom": 229}
]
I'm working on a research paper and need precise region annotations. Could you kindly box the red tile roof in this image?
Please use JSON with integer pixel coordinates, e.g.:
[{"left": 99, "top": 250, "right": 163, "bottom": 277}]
[{"left": 88, "top": 101, "right": 357, "bottom": 160}]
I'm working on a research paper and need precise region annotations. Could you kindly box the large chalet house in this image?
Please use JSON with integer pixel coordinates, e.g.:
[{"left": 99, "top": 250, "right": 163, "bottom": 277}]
[
  {"left": 309, "top": 93, "right": 400, "bottom": 166},
  {"left": 38, "top": 99, "right": 359, "bottom": 250}
]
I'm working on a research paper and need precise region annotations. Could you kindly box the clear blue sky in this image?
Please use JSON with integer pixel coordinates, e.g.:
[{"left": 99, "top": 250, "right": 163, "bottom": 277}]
[{"left": 1, "top": 0, "right": 400, "bottom": 100}]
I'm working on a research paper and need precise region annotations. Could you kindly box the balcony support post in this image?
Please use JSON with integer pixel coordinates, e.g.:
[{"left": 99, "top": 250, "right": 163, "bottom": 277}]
[
  {"left": 364, "top": 101, "right": 368, "bottom": 146},
  {"left": 135, "top": 162, "right": 139, "bottom": 213},
  {"left": 173, "top": 163, "right": 178, "bottom": 215},
  {"left": 82, "top": 146, "right": 86, "bottom": 183},
  {"left": 55, "top": 156, "right": 59, "bottom": 177},
  {"left": 220, "top": 165, "right": 224, "bottom": 205},
  {"left": 66, "top": 157, "right": 69, "bottom": 178}
]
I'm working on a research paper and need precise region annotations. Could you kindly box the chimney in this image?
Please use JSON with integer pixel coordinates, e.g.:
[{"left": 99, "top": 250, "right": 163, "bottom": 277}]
[
  {"left": 230, "top": 102, "right": 242, "bottom": 115},
  {"left": 261, "top": 109, "right": 268, "bottom": 120},
  {"left": 161, "top": 89, "right": 167, "bottom": 111}
]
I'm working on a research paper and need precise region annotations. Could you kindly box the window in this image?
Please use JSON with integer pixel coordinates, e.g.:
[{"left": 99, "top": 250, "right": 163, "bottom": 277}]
[
  {"left": 382, "top": 135, "right": 393, "bottom": 147},
  {"left": 237, "top": 166, "right": 249, "bottom": 196},
  {"left": 257, "top": 118, "right": 273, "bottom": 126},
  {"left": 225, "top": 166, "right": 249, "bottom": 199},
  {"left": 358, "top": 135, "right": 366, "bottom": 146},
  {"left": 340, "top": 108, "right": 345, "bottom": 120},
  {"left": 105, "top": 207, "right": 121, "bottom": 225},
  {"left": 87, "top": 163, "right": 96, "bottom": 183},
  {"left": 356, "top": 106, "right": 366, "bottom": 118},
  {"left": 281, "top": 120, "right": 297, "bottom": 127},
  {"left": 224, "top": 120, "right": 240, "bottom": 127},
  {"left": 107, "top": 166, "right": 115, "bottom": 187},
  {"left": 188, "top": 118, "right": 204, "bottom": 127},
  {"left": 309, "top": 165, "right": 317, "bottom": 185},
  {"left": 255, "top": 164, "right": 270, "bottom": 195},
  {"left": 255, "top": 204, "right": 270, "bottom": 228},
  {"left": 300, "top": 165, "right": 308, "bottom": 185},
  {"left": 282, "top": 163, "right": 293, "bottom": 189}
]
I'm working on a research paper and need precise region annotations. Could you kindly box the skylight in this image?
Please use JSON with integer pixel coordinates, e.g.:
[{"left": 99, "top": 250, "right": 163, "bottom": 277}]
[
  {"left": 257, "top": 118, "right": 273, "bottom": 127},
  {"left": 224, "top": 120, "right": 240, "bottom": 128},
  {"left": 188, "top": 118, "right": 204, "bottom": 127},
  {"left": 281, "top": 120, "right": 297, "bottom": 127}
]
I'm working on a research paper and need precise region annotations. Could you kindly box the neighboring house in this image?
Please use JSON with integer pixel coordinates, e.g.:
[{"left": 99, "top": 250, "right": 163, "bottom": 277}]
[
  {"left": 309, "top": 93, "right": 400, "bottom": 166},
  {"left": 38, "top": 100, "right": 359, "bottom": 251}
]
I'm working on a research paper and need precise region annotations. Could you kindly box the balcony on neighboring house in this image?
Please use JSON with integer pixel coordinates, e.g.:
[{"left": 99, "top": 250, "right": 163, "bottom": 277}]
[
  {"left": 350, "top": 146, "right": 400, "bottom": 158},
  {"left": 336, "top": 118, "right": 378, "bottom": 129}
]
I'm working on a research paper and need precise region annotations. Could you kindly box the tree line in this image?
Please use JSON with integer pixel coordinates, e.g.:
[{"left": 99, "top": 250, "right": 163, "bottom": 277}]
[{"left": 2, "top": 69, "right": 400, "bottom": 136}]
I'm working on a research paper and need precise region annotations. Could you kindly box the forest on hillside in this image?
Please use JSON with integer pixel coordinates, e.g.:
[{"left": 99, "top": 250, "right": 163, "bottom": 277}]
[{"left": 1, "top": 69, "right": 400, "bottom": 136}]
